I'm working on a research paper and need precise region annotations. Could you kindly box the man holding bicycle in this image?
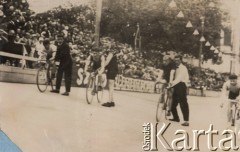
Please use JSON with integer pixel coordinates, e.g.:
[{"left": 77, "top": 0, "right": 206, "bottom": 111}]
[
  {"left": 220, "top": 74, "right": 240, "bottom": 127},
  {"left": 159, "top": 55, "right": 176, "bottom": 116},
  {"left": 51, "top": 34, "right": 73, "bottom": 96},
  {"left": 84, "top": 47, "right": 105, "bottom": 94}
]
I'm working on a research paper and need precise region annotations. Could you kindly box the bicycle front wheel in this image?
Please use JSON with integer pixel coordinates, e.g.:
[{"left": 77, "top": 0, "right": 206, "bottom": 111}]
[
  {"left": 86, "top": 78, "right": 95, "bottom": 104},
  {"left": 36, "top": 66, "right": 48, "bottom": 92},
  {"left": 156, "top": 101, "right": 165, "bottom": 122},
  {"left": 96, "top": 86, "right": 104, "bottom": 103}
]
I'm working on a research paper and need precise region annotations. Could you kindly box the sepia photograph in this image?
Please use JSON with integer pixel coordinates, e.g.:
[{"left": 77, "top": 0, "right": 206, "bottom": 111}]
[{"left": 0, "top": 0, "right": 239, "bottom": 151}]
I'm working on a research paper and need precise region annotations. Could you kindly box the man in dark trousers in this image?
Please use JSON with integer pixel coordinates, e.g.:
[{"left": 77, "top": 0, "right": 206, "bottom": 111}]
[
  {"left": 51, "top": 34, "right": 72, "bottom": 96},
  {"left": 169, "top": 55, "right": 190, "bottom": 126}
]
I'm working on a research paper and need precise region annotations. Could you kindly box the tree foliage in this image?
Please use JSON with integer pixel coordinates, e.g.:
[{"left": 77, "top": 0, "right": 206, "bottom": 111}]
[{"left": 101, "top": 0, "right": 230, "bottom": 60}]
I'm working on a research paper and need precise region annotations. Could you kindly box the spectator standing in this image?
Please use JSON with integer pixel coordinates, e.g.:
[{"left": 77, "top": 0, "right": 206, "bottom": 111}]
[
  {"left": 51, "top": 34, "right": 72, "bottom": 96},
  {"left": 169, "top": 55, "right": 190, "bottom": 126}
]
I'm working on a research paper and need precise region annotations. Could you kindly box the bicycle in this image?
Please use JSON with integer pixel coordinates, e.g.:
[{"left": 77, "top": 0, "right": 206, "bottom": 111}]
[
  {"left": 229, "top": 99, "right": 240, "bottom": 127},
  {"left": 36, "top": 60, "right": 57, "bottom": 92},
  {"left": 222, "top": 99, "right": 240, "bottom": 137},
  {"left": 85, "top": 71, "right": 105, "bottom": 104},
  {"left": 156, "top": 83, "right": 170, "bottom": 122}
]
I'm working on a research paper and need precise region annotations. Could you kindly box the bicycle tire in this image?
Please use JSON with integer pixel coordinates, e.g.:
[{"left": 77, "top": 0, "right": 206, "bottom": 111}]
[
  {"left": 156, "top": 101, "right": 165, "bottom": 122},
  {"left": 156, "top": 89, "right": 169, "bottom": 122},
  {"left": 164, "top": 95, "right": 169, "bottom": 120},
  {"left": 36, "top": 66, "right": 48, "bottom": 92},
  {"left": 86, "top": 77, "right": 95, "bottom": 104},
  {"left": 96, "top": 86, "right": 104, "bottom": 103}
]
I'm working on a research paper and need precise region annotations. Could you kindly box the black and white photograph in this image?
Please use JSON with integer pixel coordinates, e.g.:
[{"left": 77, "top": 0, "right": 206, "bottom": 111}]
[{"left": 0, "top": 0, "right": 239, "bottom": 151}]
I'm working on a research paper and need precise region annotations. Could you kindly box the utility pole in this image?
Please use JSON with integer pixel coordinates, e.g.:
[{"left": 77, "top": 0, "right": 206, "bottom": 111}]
[
  {"left": 134, "top": 23, "right": 141, "bottom": 55},
  {"left": 199, "top": 17, "right": 205, "bottom": 77},
  {"left": 94, "top": 0, "right": 103, "bottom": 47},
  {"left": 230, "top": 0, "right": 240, "bottom": 75}
]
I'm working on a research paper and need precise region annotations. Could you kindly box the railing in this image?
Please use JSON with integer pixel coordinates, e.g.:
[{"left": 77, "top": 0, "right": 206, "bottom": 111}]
[{"left": 0, "top": 51, "right": 38, "bottom": 64}]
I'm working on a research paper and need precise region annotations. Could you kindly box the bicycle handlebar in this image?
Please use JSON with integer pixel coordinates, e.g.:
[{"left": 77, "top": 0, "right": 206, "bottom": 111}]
[{"left": 229, "top": 99, "right": 239, "bottom": 103}]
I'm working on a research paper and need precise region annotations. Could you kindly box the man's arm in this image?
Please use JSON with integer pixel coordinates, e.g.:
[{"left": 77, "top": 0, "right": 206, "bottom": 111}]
[
  {"left": 49, "top": 45, "right": 57, "bottom": 61},
  {"left": 84, "top": 56, "right": 91, "bottom": 73},
  {"left": 99, "top": 55, "right": 105, "bottom": 74},
  {"left": 169, "top": 69, "right": 175, "bottom": 83}
]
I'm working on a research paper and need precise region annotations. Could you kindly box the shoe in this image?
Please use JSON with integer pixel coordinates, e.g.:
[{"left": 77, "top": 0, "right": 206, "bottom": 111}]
[
  {"left": 110, "top": 102, "right": 115, "bottom": 107},
  {"left": 168, "top": 118, "right": 180, "bottom": 122},
  {"left": 102, "top": 102, "right": 111, "bottom": 107},
  {"left": 166, "top": 111, "right": 171, "bottom": 116},
  {"left": 50, "top": 90, "right": 59, "bottom": 93},
  {"left": 181, "top": 122, "right": 189, "bottom": 126},
  {"left": 102, "top": 102, "right": 115, "bottom": 107},
  {"left": 62, "top": 92, "right": 69, "bottom": 96}
]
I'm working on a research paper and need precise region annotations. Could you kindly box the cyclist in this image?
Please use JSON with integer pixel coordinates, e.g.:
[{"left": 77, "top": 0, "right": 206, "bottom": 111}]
[
  {"left": 220, "top": 74, "right": 240, "bottom": 126},
  {"left": 84, "top": 47, "right": 105, "bottom": 94},
  {"left": 102, "top": 46, "right": 119, "bottom": 107},
  {"left": 40, "top": 39, "right": 57, "bottom": 79}
]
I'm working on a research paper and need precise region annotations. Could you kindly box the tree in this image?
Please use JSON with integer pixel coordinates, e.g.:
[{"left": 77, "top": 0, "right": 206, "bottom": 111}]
[{"left": 101, "top": 0, "right": 230, "bottom": 61}]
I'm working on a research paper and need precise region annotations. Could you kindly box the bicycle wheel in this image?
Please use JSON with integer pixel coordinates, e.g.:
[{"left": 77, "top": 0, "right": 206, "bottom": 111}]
[
  {"left": 36, "top": 66, "right": 48, "bottom": 92},
  {"left": 164, "top": 95, "right": 169, "bottom": 120},
  {"left": 96, "top": 85, "right": 104, "bottom": 103},
  {"left": 156, "top": 101, "right": 165, "bottom": 122},
  {"left": 86, "top": 78, "right": 95, "bottom": 104}
]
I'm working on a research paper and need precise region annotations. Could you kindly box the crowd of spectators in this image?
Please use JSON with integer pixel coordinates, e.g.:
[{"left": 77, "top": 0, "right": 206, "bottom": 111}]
[
  {"left": 0, "top": 0, "right": 229, "bottom": 91},
  {"left": 188, "top": 65, "right": 229, "bottom": 91}
]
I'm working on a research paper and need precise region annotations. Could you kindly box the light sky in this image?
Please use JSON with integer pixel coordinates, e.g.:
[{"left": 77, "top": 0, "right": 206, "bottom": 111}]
[{"left": 27, "top": 0, "right": 90, "bottom": 13}]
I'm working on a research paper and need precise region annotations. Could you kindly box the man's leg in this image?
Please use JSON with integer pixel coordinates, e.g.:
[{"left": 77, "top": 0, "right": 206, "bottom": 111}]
[
  {"left": 102, "top": 79, "right": 115, "bottom": 107},
  {"left": 56, "top": 66, "right": 64, "bottom": 91},
  {"left": 167, "top": 88, "right": 173, "bottom": 115},
  {"left": 170, "top": 89, "right": 180, "bottom": 122},
  {"left": 64, "top": 65, "right": 72, "bottom": 93},
  {"left": 176, "top": 83, "right": 189, "bottom": 126},
  {"left": 179, "top": 84, "right": 189, "bottom": 121},
  {"left": 108, "top": 79, "right": 114, "bottom": 102}
]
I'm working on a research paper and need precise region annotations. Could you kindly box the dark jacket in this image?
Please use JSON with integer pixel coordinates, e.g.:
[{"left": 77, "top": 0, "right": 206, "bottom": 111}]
[{"left": 55, "top": 42, "right": 72, "bottom": 68}]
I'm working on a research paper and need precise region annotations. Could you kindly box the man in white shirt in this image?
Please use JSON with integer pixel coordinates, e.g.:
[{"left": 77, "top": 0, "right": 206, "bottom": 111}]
[{"left": 169, "top": 55, "right": 190, "bottom": 126}]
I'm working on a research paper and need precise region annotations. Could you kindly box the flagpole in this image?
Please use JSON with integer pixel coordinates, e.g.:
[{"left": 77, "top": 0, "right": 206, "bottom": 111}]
[{"left": 199, "top": 17, "right": 205, "bottom": 77}]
